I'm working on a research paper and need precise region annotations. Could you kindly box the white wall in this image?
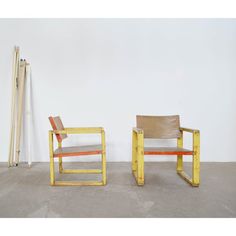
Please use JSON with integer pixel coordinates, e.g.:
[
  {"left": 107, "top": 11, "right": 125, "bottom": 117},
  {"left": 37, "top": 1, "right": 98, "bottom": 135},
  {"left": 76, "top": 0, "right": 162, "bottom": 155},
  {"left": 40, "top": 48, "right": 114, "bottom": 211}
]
[{"left": 0, "top": 19, "right": 236, "bottom": 163}]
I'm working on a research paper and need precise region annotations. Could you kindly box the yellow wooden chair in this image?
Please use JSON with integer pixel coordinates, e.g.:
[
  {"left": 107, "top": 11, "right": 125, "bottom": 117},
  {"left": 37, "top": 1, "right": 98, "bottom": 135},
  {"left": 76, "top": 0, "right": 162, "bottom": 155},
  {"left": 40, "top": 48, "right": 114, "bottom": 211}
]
[
  {"left": 132, "top": 115, "right": 200, "bottom": 187},
  {"left": 48, "top": 116, "right": 106, "bottom": 186}
]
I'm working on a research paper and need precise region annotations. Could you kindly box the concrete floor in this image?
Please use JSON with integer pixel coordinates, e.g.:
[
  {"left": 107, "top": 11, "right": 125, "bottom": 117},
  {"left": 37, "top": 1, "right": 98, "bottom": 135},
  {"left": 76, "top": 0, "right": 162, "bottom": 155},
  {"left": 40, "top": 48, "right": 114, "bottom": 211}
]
[{"left": 0, "top": 162, "right": 236, "bottom": 218}]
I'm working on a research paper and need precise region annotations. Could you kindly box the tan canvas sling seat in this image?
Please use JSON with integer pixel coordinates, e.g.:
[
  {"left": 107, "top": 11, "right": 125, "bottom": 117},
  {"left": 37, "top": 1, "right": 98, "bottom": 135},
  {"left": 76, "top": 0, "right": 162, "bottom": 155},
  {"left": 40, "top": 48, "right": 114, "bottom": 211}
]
[
  {"left": 53, "top": 145, "right": 103, "bottom": 157},
  {"left": 132, "top": 115, "right": 200, "bottom": 187},
  {"left": 48, "top": 116, "right": 106, "bottom": 186}
]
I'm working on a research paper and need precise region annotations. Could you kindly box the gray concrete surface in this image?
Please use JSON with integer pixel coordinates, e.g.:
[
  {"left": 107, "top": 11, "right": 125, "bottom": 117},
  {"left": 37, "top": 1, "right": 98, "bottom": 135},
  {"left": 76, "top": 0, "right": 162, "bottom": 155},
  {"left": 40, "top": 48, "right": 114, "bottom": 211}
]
[{"left": 0, "top": 162, "right": 235, "bottom": 218}]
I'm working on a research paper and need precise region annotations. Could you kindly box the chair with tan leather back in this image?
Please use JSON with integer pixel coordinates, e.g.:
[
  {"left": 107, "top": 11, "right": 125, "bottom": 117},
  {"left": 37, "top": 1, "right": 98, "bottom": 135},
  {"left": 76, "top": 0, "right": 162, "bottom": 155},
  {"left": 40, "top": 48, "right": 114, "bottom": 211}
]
[
  {"left": 132, "top": 115, "right": 200, "bottom": 187},
  {"left": 48, "top": 116, "right": 106, "bottom": 186}
]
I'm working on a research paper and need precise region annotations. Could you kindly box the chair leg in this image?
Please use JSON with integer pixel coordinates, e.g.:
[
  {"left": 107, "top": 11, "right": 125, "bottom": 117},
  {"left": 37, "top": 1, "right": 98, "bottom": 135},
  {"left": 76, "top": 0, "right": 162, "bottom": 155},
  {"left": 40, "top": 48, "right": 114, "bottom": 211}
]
[
  {"left": 137, "top": 133, "right": 144, "bottom": 186},
  {"left": 177, "top": 155, "right": 183, "bottom": 172},
  {"left": 59, "top": 157, "right": 63, "bottom": 173},
  {"left": 177, "top": 131, "right": 200, "bottom": 187},
  {"left": 49, "top": 131, "right": 55, "bottom": 186},
  {"left": 50, "top": 156, "right": 55, "bottom": 186},
  {"left": 102, "top": 152, "right": 106, "bottom": 185},
  {"left": 58, "top": 142, "right": 63, "bottom": 173},
  {"left": 177, "top": 133, "right": 183, "bottom": 173},
  {"left": 137, "top": 152, "right": 144, "bottom": 185},
  {"left": 132, "top": 131, "right": 137, "bottom": 172},
  {"left": 101, "top": 130, "right": 106, "bottom": 185},
  {"left": 192, "top": 131, "right": 200, "bottom": 186}
]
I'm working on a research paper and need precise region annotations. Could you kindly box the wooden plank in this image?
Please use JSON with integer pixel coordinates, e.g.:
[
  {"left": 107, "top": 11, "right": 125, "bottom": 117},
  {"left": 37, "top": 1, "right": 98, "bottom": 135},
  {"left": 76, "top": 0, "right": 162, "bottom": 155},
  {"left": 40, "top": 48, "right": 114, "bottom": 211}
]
[
  {"left": 180, "top": 127, "right": 200, "bottom": 133},
  {"left": 62, "top": 169, "right": 102, "bottom": 174},
  {"left": 8, "top": 47, "right": 20, "bottom": 167},
  {"left": 15, "top": 60, "right": 27, "bottom": 165},
  {"left": 25, "top": 63, "right": 31, "bottom": 167},
  {"left": 53, "top": 181, "right": 104, "bottom": 186},
  {"left": 49, "top": 131, "right": 55, "bottom": 185},
  {"left": 63, "top": 127, "right": 103, "bottom": 134}
]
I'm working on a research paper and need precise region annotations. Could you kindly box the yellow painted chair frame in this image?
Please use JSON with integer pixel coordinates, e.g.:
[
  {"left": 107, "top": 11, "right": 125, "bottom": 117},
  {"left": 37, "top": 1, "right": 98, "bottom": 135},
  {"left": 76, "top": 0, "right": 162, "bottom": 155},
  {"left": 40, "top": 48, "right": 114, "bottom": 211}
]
[
  {"left": 132, "top": 115, "right": 200, "bottom": 187},
  {"left": 49, "top": 125, "right": 106, "bottom": 187}
]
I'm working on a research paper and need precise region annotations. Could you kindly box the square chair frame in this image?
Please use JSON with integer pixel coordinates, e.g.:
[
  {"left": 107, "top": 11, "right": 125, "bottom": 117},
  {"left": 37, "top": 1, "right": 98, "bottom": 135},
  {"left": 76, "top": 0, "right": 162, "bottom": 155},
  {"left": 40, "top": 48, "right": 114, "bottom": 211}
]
[
  {"left": 132, "top": 127, "right": 200, "bottom": 187},
  {"left": 49, "top": 127, "right": 106, "bottom": 186}
]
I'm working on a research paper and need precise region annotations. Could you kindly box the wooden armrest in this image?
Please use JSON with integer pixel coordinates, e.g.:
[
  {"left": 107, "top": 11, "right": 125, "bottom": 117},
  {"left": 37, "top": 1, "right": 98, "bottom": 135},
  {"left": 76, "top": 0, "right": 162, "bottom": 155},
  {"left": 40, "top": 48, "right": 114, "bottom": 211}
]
[
  {"left": 180, "top": 127, "right": 200, "bottom": 134},
  {"left": 53, "top": 127, "right": 104, "bottom": 134},
  {"left": 133, "top": 127, "right": 144, "bottom": 134}
]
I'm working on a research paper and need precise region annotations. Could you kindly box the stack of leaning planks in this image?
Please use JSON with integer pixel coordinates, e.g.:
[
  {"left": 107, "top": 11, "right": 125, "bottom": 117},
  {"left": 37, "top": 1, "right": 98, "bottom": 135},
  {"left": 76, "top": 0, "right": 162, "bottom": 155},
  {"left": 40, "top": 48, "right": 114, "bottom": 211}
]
[{"left": 8, "top": 46, "right": 31, "bottom": 167}]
